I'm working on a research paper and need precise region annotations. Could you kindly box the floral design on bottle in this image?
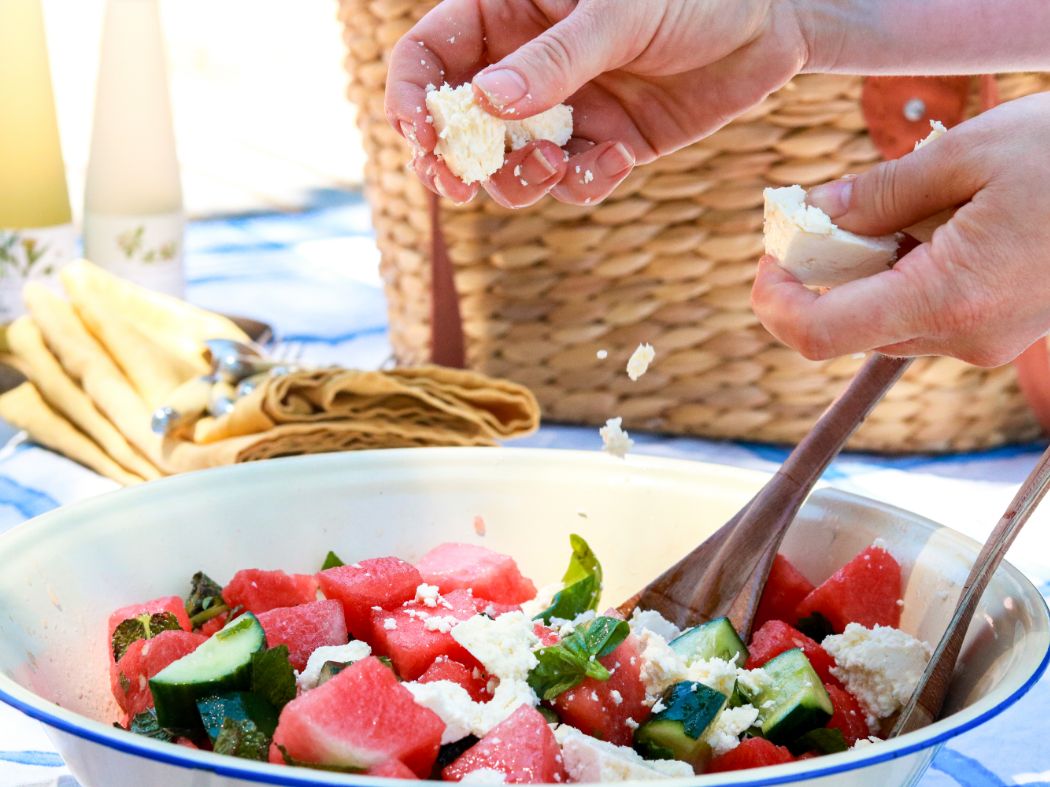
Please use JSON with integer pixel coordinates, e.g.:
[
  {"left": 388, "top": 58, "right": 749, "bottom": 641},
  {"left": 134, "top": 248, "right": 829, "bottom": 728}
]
[
  {"left": 115, "top": 225, "right": 178, "bottom": 264},
  {"left": 0, "top": 232, "right": 55, "bottom": 278}
]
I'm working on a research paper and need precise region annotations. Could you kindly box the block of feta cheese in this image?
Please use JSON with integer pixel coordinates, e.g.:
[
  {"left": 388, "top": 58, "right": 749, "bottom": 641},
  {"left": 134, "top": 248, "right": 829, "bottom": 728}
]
[
  {"left": 554, "top": 725, "right": 693, "bottom": 781},
  {"left": 425, "top": 83, "right": 573, "bottom": 184},
  {"left": 504, "top": 103, "right": 574, "bottom": 151},
  {"left": 822, "top": 622, "right": 932, "bottom": 732},
  {"left": 914, "top": 119, "right": 948, "bottom": 151},
  {"left": 763, "top": 184, "right": 900, "bottom": 288},
  {"left": 426, "top": 84, "right": 506, "bottom": 184}
]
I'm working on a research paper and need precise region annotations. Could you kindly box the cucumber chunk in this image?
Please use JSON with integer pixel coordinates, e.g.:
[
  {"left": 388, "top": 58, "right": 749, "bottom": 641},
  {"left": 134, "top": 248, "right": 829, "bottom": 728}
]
[
  {"left": 752, "top": 648, "right": 833, "bottom": 745},
  {"left": 634, "top": 681, "right": 725, "bottom": 770},
  {"left": 670, "top": 617, "right": 749, "bottom": 666},
  {"left": 150, "top": 613, "right": 266, "bottom": 729},
  {"left": 197, "top": 691, "right": 279, "bottom": 741}
]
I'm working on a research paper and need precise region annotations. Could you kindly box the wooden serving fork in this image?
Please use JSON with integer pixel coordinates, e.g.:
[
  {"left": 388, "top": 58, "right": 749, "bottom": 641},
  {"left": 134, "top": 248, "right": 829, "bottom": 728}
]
[
  {"left": 618, "top": 353, "right": 913, "bottom": 640},
  {"left": 891, "top": 443, "right": 1050, "bottom": 736}
]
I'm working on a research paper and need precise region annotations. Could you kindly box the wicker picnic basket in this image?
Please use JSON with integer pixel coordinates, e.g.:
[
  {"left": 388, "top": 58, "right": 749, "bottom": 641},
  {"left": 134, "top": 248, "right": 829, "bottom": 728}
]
[{"left": 338, "top": 0, "right": 1050, "bottom": 452}]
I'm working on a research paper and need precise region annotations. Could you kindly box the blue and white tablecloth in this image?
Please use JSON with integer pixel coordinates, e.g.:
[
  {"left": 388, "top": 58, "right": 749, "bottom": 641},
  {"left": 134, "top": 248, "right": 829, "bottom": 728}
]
[{"left": 1, "top": 191, "right": 1048, "bottom": 787}]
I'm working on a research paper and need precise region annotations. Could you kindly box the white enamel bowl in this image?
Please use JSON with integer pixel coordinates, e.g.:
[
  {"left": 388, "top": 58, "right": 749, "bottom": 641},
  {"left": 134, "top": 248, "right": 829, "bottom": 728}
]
[{"left": 0, "top": 449, "right": 1047, "bottom": 787}]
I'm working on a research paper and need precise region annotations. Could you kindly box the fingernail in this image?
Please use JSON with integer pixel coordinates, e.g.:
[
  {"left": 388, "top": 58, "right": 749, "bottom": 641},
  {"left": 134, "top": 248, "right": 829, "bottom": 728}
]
[
  {"left": 807, "top": 177, "right": 854, "bottom": 218},
  {"left": 523, "top": 147, "right": 559, "bottom": 181},
  {"left": 597, "top": 142, "right": 634, "bottom": 177},
  {"left": 474, "top": 69, "right": 527, "bottom": 109},
  {"left": 433, "top": 178, "right": 451, "bottom": 200}
]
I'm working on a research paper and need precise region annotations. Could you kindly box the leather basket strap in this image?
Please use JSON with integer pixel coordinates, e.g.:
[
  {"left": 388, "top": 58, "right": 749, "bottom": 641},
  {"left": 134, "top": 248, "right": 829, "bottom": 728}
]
[{"left": 428, "top": 191, "right": 466, "bottom": 368}]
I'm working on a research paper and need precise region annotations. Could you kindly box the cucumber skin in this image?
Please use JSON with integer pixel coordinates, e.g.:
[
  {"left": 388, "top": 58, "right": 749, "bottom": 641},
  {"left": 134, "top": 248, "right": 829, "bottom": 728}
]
[
  {"left": 634, "top": 681, "right": 724, "bottom": 769},
  {"left": 754, "top": 649, "right": 833, "bottom": 745},
  {"left": 150, "top": 614, "right": 266, "bottom": 730},
  {"left": 635, "top": 719, "right": 711, "bottom": 770},
  {"left": 670, "top": 618, "right": 749, "bottom": 666}
]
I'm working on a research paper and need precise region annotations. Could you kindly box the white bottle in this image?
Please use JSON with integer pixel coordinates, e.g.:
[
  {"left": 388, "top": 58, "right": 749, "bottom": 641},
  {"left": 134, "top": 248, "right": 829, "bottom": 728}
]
[
  {"left": 83, "top": 0, "right": 185, "bottom": 297},
  {"left": 0, "top": 0, "right": 77, "bottom": 322}
]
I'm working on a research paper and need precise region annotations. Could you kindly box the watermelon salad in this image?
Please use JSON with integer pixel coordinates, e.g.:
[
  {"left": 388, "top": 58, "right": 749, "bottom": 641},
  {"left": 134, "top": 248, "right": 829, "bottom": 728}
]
[{"left": 107, "top": 535, "right": 932, "bottom": 781}]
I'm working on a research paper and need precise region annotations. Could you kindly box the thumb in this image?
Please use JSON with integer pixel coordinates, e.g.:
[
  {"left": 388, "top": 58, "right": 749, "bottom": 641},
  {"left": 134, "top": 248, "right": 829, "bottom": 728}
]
[
  {"left": 805, "top": 133, "right": 982, "bottom": 237},
  {"left": 472, "top": 5, "right": 625, "bottom": 118}
]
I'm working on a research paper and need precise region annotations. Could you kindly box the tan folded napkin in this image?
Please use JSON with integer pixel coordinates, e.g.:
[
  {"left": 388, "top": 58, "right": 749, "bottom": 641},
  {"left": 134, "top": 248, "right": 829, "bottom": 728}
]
[
  {"left": 8, "top": 260, "right": 541, "bottom": 482},
  {"left": 6, "top": 317, "right": 161, "bottom": 480},
  {"left": 0, "top": 383, "right": 144, "bottom": 485}
]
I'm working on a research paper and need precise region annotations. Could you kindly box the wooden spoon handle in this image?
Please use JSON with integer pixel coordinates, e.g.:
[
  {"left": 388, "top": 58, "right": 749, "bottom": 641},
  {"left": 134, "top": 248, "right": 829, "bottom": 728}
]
[{"left": 891, "top": 443, "right": 1050, "bottom": 736}]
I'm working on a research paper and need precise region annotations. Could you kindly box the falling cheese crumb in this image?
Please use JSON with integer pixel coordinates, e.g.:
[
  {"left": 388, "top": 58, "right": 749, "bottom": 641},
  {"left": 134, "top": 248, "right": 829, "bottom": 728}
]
[
  {"left": 764, "top": 185, "right": 900, "bottom": 287},
  {"left": 600, "top": 417, "right": 634, "bottom": 458},
  {"left": 596, "top": 349, "right": 608, "bottom": 360},
  {"left": 425, "top": 83, "right": 573, "bottom": 184},
  {"left": 626, "top": 343, "right": 655, "bottom": 381}
]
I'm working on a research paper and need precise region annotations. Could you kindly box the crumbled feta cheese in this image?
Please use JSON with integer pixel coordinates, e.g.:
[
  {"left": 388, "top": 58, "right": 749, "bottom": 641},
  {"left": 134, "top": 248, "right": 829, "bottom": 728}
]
[
  {"left": 415, "top": 583, "right": 441, "bottom": 607},
  {"left": 424, "top": 615, "right": 461, "bottom": 633},
  {"left": 851, "top": 735, "right": 883, "bottom": 749},
  {"left": 550, "top": 609, "right": 596, "bottom": 638},
  {"left": 626, "top": 343, "right": 656, "bottom": 381},
  {"left": 823, "top": 623, "right": 932, "bottom": 732},
  {"left": 504, "top": 104, "right": 573, "bottom": 151},
  {"left": 609, "top": 689, "right": 624, "bottom": 705},
  {"left": 296, "top": 641, "right": 371, "bottom": 691},
  {"left": 914, "top": 119, "right": 948, "bottom": 151},
  {"left": 520, "top": 582, "right": 562, "bottom": 619},
  {"left": 763, "top": 184, "right": 900, "bottom": 287},
  {"left": 600, "top": 417, "right": 634, "bottom": 458},
  {"left": 406, "top": 678, "right": 538, "bottom": 742},
  {"left": 703, "top": 705, "right": 760, "bottom": 757},
  {"left": 426, "top": 83, "right": 506, "bottom": 184},
  {"left": 629, "top": 609, "right": 680, "bottom": 642},
  {"left": 735, "top": 666, "right": 771, "bottom": 697},
  {"left": 583, "top": 169, "right": 594, "bottom": 184},
  {"left": 452, "top": 612, "right": 539, "bottom": 680},
  {"left": 638, "top": 629, "right": 743, "bottom": 700},
  {"left": 383, "top": 617, "right": 397, "bottom": 630},
  {"left": 555, "top": 726, "right": 692, "bottom": 781},
  {"left": 460, "top": 769, "right": 507, "bottom": 783},
  {"left": 651, "top": 698, "right": 667, "bottom": 714},
  {"left": 596, "top": 349, "right": 608, "bottom": 360}
]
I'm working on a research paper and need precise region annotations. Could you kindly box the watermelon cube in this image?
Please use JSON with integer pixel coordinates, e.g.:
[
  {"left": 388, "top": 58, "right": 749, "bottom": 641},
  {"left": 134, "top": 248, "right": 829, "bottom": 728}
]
[
  {"left": 418, "top": 658, "right": 489, "bottom": 702},
  {"left": 223, "top": 569, "right": 319, "bottom": 615},
  {"left": 745, "top": 620, "right": 838, "bottom": 685},
  {"left": 199, "top": 612, "right": 228, "bottom": 637},
  {"left": 443, "top": 705, "right": 567, "bottom": 783},
  {"left": 795, "top": 545, "right": 902, "bottom": 632},
  {"left": 368, "top": 759, "right": 421, "bottom": 779},
  {"left": 110, "top": 630, "right": 206, "bottom": 719},
  {"left": 416, "top": 543, "right": 536, "bottom": 605},
  {"left": 533, "top": 623, "right": 560, "bottom": 647},
  {"left": 257, "top": 599, "right": 349, "bottom": 671},
  {"left": 107, "top": 595, "right": 191, "bottom": 645},
  {"left": 271, "top": 656, "right": 445, "bottom": 775},
  {"left": 707, "top": 737, "right": 795, "bottom": 772},
  {"left": 318, "top": 558, "right": 423, "bottom": 640},
  {"left": 370, "top": 589, "right": 480, "bottom": 680},
  {"left": 824, "top": 683, "right": 871, "bottom": 747},
  {"left": 754, "top": 555, "right": 815, "bottom": 630},
  {"left": 553, "top": 632, "right": 649, "bottom": 746}
]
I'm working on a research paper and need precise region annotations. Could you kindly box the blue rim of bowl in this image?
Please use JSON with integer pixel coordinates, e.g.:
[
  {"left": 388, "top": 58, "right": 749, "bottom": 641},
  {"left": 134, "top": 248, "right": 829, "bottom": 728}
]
[{"left": 1, "top": 609, "right": 1047, "bottom": 787}]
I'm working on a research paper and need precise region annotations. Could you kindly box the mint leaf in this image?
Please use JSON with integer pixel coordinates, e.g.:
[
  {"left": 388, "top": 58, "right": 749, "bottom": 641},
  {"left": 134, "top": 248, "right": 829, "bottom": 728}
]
[
  {"left": 185, "top": 571, "right": 224, "bottom": 618},
  {"left": 527, "top": 616, "right": 629, "bottom": 701},
  {"left": 788, "top": 727, "right": 848, "bottom": 755},
  {"left": 213, "top": 717, "right": 269, "bottom": 761},
  {"left": 125, "top": 709, "right": 175, "bottom": 742},
  {"left": 112, "top": 612, "right": 182, "bottom": 661},
  {"left": 276, "top": 744, "right": 365, "bottom": 773},
  {"left": 535, "top": 535, "right": 602, "bottom": 624},
  {"left": 321, "top": 551, "right": 345, "bottom": 570},
  {"left": 251, "top": 646, "right": 297, "bottom": 710}
]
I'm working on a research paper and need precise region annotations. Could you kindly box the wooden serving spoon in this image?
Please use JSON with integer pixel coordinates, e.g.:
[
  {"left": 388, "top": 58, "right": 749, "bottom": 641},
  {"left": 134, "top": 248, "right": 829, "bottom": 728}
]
[
  {"left": 618, "top": 353, "right": 913, "bottom": 639},
  {"left": 891, "top": 442, "right": 1050, "bottom": 736}
]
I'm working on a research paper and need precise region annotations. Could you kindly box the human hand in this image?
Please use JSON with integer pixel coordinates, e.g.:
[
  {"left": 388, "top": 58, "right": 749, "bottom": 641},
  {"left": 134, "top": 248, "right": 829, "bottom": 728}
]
[
  {"left": 751, "top": 92, "right": 1050, "bottom": 367},
  {"left": 385, "top": 0, "right": 808, "bottom": 206}
]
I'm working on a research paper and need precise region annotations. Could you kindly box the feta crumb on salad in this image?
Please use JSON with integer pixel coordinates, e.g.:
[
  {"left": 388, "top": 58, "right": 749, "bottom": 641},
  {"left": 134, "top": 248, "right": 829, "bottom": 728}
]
[
  {"left": 629, "top": 609, "right": 682, "bottom": 643},
  {"left": 415, "top": 583, "right": 441, "bottom": 607},
  {"left": 296, "top": 641, "right": 371, "bottom": 691},
  {"left": 451, "top": 611, "right": 539, "bottom": 680},
  {"left": 600, "top": 417, "right": 634, "bottom": 458},
  {"left": 703, "top": 705, "right": 760, "bottom": 757},
  {"left": 823, "top": 622, "right": 932, "bottom": 732},
  {"left": 460, "top": 769, "right": 507, "bottom": 784},
  {"left": 555, "top": 725, "right": 693, "bottom": 781}
]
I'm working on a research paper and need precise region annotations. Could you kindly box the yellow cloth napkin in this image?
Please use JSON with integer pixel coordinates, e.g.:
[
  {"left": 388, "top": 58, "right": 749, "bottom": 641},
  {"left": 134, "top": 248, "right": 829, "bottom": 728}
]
[
  {"left": 0, "top": 383, "right": 144, "bottom": 485},
  {"left": 7, "top": 260, "right": 541, "bottom": 483}
]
